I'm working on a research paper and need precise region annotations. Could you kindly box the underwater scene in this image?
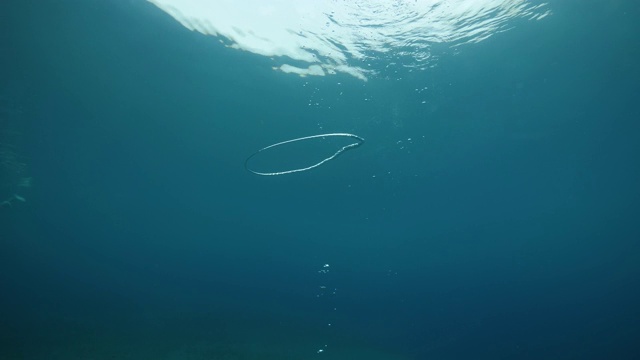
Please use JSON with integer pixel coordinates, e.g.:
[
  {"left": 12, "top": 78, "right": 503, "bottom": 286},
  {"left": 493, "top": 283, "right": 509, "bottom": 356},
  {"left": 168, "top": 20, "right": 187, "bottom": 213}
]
[{"left": 1, "top": 0, "right": 639, "bottom": 359}]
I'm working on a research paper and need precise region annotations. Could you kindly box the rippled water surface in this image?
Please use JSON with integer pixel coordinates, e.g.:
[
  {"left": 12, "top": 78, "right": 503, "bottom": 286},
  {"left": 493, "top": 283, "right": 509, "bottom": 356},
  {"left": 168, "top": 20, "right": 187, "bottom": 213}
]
[{"left": 149, "top": 0, "right": 551, "bottom": 80}]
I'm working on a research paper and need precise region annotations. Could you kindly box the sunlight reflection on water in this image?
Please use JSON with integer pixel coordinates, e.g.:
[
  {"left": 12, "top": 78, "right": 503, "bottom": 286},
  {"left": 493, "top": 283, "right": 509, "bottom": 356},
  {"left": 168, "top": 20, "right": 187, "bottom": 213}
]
[{"left": 148, "top": 0, "right": 550, "bottom": 80}]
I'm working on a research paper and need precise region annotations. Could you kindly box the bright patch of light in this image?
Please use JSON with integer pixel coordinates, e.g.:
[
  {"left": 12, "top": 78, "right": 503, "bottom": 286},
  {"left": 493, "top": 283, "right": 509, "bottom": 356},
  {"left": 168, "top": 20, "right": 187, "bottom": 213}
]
[{"left": 148, "top": 0, "right": 550, "bottom": 80}]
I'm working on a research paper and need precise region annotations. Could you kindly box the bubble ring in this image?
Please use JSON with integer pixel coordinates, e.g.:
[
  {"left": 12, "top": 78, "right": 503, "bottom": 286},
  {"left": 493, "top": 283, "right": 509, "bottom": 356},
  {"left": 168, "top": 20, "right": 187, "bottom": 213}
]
[{"left": 245, "top": 133, "right": 365, "bottom": 176}]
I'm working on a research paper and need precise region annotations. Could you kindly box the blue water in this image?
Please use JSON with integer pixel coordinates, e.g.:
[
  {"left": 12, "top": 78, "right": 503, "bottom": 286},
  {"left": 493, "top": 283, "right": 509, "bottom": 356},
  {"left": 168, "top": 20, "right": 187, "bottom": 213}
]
[{"left": 1, "top": 1, "right": 639, "bottom": 359}]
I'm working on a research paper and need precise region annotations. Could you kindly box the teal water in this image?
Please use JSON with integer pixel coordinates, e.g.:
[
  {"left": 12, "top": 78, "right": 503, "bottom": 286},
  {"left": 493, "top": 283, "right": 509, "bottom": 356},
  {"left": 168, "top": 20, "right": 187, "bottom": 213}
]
[{"left": 1, "top": 1, "right": 639, "bottom": 359}]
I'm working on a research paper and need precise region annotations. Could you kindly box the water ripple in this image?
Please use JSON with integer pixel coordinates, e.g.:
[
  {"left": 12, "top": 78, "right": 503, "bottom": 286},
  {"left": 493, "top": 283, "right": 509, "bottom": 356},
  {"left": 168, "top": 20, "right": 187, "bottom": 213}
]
[{"left": 148, "top": 0, "right": 550, "bottom": 80}]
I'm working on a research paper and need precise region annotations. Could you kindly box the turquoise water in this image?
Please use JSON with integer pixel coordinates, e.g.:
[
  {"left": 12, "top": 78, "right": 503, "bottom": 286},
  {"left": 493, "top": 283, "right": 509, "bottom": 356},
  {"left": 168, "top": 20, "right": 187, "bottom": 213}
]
[{"left": 1, "top": 1, "right": 639, "bottom": 359}]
